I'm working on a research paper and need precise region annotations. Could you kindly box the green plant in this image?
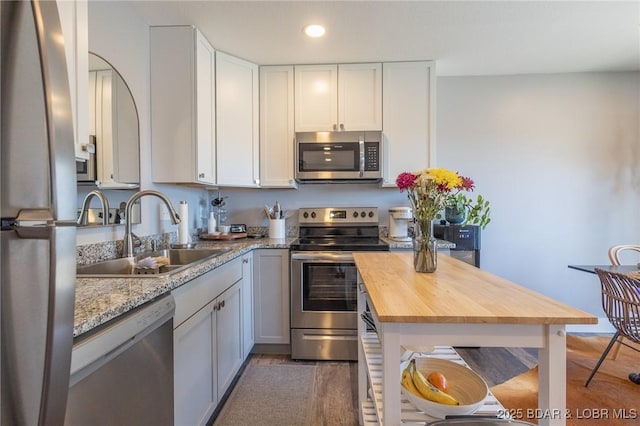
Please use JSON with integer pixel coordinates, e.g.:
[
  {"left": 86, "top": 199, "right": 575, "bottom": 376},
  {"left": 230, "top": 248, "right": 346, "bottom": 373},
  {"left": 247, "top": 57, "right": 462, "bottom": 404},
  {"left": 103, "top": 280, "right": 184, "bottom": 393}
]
[{"left": 438, "top": 192, "right": 491, "bottom": 229}]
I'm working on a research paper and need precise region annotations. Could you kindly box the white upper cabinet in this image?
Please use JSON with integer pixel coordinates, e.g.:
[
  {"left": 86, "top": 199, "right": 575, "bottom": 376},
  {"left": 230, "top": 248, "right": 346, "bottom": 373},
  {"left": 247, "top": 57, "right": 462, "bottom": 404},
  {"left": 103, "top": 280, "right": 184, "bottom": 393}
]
[
  {"left": 91, "top": 70, "right": 139, "bottom": 187},
  {"left": 338, "top": 63, "right": 383, "bottom": 131},
  {"left": 382, "top": 61, "right": 436, "bottom": 187},
  {"left": 294, "top": 63, "right": 382, "bottom": 132},
  {"left": 215, "top": 52, "right": 259, "bottom": 187},
  {"left": 57, "top": 0, "right": 89, "bottom": 160},
  {"left": 150, "top": 26, "right": 216, "bottom": 185},
  {"left": 259, "top": 65, "right": 297, "bottom": 188}
]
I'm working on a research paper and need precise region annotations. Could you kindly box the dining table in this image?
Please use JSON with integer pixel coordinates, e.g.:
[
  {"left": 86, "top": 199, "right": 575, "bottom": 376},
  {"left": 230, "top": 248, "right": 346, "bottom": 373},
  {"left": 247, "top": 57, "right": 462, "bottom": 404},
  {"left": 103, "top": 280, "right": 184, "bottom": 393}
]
[
  {"left": 355, "top": 252, "right": 597, "bottom": 426},
  {"left": 567, "top": 264, "right": 640, "bottom": 275}
]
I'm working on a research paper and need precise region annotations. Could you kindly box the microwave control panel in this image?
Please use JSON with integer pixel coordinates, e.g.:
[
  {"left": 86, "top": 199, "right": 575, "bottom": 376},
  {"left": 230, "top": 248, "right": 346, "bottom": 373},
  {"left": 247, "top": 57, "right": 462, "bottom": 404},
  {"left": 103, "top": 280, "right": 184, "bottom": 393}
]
[{"left": 364, "top": 142, "right": 379, "bottom": 171}]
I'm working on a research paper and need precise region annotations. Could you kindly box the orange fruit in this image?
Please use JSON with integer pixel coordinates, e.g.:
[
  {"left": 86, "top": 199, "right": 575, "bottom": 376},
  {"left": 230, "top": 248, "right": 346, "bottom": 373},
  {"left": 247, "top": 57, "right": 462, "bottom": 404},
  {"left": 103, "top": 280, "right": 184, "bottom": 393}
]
[{"left": 427, "top": 371, "right": 448, "bottom": 392}]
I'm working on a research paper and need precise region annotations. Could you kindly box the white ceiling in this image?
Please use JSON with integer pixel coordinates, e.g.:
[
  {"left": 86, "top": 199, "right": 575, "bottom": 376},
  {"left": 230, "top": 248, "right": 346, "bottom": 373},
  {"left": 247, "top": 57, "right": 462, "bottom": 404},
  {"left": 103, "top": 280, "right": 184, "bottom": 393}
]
[{"left": 126, "top": 0, "right": 640, "bottom": 76}]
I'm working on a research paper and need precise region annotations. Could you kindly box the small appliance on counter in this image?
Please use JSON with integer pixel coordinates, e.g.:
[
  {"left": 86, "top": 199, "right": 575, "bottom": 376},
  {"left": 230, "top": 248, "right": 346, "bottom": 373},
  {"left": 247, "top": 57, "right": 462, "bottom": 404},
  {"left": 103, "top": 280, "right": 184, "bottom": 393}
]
[
  {"left": 388, "top": 206, "right": 413, "bottom": 241},
  {"left": 433, "top": 222, "right": 481, "bottom": 267}
]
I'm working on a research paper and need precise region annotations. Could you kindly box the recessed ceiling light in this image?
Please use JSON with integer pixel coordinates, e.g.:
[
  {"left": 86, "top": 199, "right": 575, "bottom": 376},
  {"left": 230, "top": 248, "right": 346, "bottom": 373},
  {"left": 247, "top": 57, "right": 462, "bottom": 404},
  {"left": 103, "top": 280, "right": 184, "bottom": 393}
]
[{"left": 304, "top": 24, "right": 326, "bottom": 38}]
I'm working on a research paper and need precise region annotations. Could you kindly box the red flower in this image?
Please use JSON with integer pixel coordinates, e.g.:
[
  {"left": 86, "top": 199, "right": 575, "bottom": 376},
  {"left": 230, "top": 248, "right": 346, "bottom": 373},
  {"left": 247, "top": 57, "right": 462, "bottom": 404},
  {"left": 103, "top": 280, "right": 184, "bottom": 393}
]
[
  {"left": 459, "top": 176, "right": 475, "bottom": 191},
  {"left": 396, "top": 172, "right": 417, "bottom": 191}
]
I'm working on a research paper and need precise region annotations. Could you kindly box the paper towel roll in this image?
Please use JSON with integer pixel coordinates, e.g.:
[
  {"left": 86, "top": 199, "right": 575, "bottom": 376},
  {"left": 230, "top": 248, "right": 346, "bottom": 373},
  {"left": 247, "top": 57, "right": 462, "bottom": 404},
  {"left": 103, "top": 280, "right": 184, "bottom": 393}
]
[{"left": 178, "top": 201, "right": 189, "bottom": 244}]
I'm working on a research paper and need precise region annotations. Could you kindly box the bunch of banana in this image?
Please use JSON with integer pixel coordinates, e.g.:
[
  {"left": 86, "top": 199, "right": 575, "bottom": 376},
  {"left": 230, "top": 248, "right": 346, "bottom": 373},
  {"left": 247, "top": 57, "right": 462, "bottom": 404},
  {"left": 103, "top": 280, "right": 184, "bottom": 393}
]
[{"left": 400, "top": 359, "right": 460, "bottom": 406}]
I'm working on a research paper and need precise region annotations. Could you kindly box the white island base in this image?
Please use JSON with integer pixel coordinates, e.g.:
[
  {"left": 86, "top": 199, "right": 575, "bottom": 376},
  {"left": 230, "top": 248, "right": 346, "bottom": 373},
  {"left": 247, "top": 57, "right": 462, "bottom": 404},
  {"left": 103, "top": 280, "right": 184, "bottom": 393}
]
[{"left": 358, "top": 331, "right": 507, "bottom": 425}]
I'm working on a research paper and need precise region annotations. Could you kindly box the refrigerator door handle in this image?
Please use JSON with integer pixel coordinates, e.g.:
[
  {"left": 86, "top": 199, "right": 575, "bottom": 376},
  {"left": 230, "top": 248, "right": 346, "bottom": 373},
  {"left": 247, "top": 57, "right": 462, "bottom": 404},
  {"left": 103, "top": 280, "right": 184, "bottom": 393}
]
[
  {"left": 34, "top": 2, "right": 77, "bottom": 425},
  {"left": 33, "top": 0, "right": 78, "bottom": 224}
]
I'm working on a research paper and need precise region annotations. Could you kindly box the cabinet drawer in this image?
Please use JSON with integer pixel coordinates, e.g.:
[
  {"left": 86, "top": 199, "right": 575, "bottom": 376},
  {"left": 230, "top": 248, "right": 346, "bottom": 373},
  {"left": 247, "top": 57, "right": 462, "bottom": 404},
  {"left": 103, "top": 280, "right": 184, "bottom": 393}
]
[{"left": 172, "top": 257, "right": 242, "bottom": 327}]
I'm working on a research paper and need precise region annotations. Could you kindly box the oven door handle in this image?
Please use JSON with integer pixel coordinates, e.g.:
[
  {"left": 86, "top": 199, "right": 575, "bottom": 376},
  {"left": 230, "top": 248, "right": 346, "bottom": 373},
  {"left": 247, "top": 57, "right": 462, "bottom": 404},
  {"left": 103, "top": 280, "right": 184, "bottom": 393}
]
[{"left": 291, "top": 252, "right": 354, "bottom": 262}]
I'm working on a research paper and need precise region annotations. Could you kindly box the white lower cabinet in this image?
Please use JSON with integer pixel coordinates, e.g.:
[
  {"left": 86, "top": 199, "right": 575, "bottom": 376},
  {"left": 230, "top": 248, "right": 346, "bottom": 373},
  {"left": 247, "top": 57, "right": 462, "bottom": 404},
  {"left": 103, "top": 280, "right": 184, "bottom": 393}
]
[
  {"left": 174, "top": 302, "right": 216, "bottom": 426},
  {"left": 215, "top": 282, "right": 243, "bottom": 398},
  {"left": 241, "top": 253, "right": 254, "bottom": 358},
  {"left": 172, "top": 258, "right": 243, "bottom": 426},
  {"left": 253, "top": 249, "right": 290, "bottom": 344}
]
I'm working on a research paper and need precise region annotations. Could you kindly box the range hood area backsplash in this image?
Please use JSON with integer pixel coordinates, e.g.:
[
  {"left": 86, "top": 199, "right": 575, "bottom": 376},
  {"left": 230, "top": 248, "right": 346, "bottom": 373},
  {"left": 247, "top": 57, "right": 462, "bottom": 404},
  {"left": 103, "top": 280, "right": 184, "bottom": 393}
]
[{"left": 205, "top": 183, "right": 409, "bottom": 232}]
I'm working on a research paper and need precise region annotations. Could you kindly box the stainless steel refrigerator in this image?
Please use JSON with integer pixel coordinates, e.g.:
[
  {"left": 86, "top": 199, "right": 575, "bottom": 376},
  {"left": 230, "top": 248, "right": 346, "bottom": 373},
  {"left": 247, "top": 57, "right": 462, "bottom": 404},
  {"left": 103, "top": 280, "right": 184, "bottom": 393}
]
[{"left": 1, "top": 1, "right": 77, "bottom": 424}]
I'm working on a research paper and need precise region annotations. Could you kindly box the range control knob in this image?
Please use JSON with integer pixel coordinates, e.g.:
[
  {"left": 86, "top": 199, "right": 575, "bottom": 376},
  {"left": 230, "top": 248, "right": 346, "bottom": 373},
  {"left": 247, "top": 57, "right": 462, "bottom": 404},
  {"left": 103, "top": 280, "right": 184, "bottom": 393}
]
[
  {"left": 368, "top": 211, "right": 374, "bottom": 218},
  {"left": 352, "top": 211, "right": 359, "bottom": 218},
  {"left": 303, "top": 212, "right": 309, "bottom": 219},
  {"left": 360, "top": 211, "right": 366, "bottom": 218},
  {"left": 311, "top": 212, "right": 316, "bottom": 219}
]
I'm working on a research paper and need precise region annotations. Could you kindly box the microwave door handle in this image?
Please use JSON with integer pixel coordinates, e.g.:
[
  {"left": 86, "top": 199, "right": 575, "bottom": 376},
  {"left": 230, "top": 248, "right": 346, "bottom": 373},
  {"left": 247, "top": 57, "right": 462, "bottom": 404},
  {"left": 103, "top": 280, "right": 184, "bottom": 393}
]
[{"left": 359, "top": 136, "right": 365, "bottom": 177}]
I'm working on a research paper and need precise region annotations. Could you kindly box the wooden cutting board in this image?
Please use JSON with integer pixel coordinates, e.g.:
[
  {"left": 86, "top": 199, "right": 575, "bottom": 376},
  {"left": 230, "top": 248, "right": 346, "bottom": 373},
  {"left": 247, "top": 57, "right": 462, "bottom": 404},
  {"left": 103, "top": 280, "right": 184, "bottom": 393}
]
[{"left": 198, "top": 232, "right": 247, "bottom": 240}]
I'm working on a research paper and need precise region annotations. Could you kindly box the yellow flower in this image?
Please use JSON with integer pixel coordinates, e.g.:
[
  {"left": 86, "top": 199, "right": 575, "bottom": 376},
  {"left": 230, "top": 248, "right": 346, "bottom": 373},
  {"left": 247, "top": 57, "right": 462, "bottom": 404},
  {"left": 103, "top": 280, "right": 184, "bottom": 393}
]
[{"left": 428, "top": 168, "right": 462, "bottom": 190}]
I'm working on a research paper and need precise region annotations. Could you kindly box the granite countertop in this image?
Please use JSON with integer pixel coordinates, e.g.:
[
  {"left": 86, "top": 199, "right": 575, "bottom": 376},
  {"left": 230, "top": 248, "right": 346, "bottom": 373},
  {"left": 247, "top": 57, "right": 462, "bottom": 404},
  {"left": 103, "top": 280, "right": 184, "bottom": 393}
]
[{"left": 74, "top": 237, "right": 295, "bottom": 338}]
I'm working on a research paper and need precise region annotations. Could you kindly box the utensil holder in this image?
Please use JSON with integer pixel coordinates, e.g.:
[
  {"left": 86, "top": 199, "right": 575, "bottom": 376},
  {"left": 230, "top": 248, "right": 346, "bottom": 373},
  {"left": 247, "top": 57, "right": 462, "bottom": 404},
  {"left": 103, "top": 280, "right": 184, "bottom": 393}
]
[{"left": 268, "top": 218, "right": 286, "bottom": 239}]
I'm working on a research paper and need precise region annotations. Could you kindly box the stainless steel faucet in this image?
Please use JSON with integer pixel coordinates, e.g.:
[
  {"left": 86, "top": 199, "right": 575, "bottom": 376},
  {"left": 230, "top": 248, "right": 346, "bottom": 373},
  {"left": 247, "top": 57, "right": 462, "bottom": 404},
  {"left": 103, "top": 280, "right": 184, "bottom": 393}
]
[
  {"left": 122, "top": 190, "right": 180, "bottom": 257},
  {"left": 77, "top": 189, "right": 110, "bottom": 225}
]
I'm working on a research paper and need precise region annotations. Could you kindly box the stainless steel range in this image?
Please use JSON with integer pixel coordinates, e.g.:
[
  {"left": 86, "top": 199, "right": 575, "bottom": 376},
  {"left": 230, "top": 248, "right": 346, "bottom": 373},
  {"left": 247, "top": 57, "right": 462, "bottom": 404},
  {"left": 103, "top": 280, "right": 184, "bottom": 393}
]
[{"left": 290, "top": 207, "right": 389, "bottom": 361}]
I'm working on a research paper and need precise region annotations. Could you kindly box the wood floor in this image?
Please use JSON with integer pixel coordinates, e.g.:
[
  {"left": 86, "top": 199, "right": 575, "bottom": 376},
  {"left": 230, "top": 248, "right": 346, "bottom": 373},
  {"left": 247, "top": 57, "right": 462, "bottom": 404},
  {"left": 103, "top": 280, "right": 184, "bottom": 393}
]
[{"left": 212, "top": 345, "right": 541, "bottom": 425}]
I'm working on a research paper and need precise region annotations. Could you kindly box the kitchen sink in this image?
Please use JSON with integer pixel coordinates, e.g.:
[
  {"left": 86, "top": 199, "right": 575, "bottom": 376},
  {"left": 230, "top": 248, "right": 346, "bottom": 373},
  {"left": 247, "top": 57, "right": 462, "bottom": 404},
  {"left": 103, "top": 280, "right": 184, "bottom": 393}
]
[{"left": 76, "top": 248, "right": 231, "bottom": 277}]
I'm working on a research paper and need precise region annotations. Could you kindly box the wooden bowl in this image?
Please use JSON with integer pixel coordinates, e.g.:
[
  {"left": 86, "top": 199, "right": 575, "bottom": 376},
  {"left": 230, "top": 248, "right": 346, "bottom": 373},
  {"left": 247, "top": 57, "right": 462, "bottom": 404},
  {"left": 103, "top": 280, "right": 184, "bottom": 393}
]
[{"left": 400, "top": 357, "right": 488, "bottom": 419}]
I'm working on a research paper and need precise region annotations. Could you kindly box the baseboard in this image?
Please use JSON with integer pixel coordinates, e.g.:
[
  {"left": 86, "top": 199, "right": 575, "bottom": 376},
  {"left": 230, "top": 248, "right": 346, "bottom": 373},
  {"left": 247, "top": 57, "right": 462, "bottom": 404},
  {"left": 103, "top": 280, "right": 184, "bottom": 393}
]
[
  {"left": 566, "top": 317, "right": 615, "bottom": 334},
  {"left": 251, "top": 343, "right": 291, "bottom": 355}
]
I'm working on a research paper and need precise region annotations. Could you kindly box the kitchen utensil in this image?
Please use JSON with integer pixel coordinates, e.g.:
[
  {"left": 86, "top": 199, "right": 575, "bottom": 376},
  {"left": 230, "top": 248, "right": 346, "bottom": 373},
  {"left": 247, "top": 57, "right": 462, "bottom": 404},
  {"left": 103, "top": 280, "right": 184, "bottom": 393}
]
[{"left": 264, "top": 205, "right": 273, "bottom": 219}]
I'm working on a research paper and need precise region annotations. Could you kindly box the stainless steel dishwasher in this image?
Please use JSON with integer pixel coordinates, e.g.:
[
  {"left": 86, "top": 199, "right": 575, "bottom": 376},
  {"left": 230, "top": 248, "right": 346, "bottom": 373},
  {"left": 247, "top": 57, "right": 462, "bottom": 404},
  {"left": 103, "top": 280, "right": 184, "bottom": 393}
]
[{"left": 65, "top": 295, "right": 175, "bottom": 425}]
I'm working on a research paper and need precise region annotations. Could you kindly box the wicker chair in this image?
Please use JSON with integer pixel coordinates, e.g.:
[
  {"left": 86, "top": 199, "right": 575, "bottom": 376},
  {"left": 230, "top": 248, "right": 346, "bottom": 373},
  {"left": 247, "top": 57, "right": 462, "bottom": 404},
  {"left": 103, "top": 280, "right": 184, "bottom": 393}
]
[
  {"left": 585, "top": 269, "right": 640, "bottom": 387},
  {"left": 608, "top": 244, "right": 640, "bottom": 265},
  {"left": 607, "top": 245, "right": 640, "bottom": 358}
]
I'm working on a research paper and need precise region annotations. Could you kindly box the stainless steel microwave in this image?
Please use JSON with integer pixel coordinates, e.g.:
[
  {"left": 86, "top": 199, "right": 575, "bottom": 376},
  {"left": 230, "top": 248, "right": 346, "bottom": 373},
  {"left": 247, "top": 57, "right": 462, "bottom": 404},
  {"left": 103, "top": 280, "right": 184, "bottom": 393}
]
[{"left": 295, "top": 131, "right": 382, "bottom": 182}]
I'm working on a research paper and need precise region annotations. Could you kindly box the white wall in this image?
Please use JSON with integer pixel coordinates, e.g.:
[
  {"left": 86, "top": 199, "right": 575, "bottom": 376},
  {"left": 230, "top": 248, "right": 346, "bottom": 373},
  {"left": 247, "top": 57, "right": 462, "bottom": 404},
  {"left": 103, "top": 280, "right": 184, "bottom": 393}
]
[
  {"left": 79, "top": 1, "right": 640, "bottom": 326},
  {"left": 437, "top": 72, "right": 640, "bottom": 323}
]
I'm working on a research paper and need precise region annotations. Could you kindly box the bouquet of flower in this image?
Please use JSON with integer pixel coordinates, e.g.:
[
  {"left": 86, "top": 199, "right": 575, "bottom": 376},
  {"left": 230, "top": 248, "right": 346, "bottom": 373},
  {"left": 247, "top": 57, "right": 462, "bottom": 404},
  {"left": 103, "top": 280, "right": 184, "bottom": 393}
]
[
  {"left": 396, "top": 167, "right": 490, "bottom": 272},
  {"left": 396, "top": 167, "right": 491, "bottom": 233}
]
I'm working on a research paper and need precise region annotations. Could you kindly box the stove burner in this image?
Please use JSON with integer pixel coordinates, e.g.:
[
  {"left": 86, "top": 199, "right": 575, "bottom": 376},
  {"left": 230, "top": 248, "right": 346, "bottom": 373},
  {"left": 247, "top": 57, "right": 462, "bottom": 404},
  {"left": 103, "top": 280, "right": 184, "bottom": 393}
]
[{"left": 292, "top": 207, "right": 389, "bottom": 252}]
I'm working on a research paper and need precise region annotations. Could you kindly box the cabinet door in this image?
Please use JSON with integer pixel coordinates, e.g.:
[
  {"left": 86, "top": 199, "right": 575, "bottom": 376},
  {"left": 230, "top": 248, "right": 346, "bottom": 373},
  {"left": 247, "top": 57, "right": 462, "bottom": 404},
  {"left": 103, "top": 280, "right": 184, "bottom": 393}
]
[
  {"left": 259, "top": 66, "right": 297, "bottom": 188},
  {"left": 382, "top": 61, "right": 436, "bottom": 187},
  {"left": 94, "top": 70, "right": 115, "bottom": 185},
  {"left": 241, "top": 254, "right": 254, "bottom": 359},
  {"left": 253, "top": 249, "right": 290, "bottom": 344},
  {"left": 57, "top": 0, "right": 89, "bottom": 160},
  {"left": 215, "top": 281, "right": 243, "bottom": 399},
  {"left": 294, "top": 64, "right": 338, "bottom": 131},
  {"left": 216, "top": 52, "right": 259, "bottom": 187},
  {"left": 338, "top": 63, "right": 382, "bottom": 131},
  {"left": 174, "top": 303, "right": 216, "bottom": 426},
  {"left": 195, "top": 31, "right": 216, "bottom": 185},
  {"left": 150, "top": 26, "right": 216, "bottom": 185}
]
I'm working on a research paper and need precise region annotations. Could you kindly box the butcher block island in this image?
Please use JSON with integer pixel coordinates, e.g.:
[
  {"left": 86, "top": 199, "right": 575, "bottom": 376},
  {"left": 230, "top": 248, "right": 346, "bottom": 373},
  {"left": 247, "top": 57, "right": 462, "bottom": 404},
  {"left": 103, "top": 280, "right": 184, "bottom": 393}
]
[{"left": 353, "top": 252, "right": 597, "bottom": 426}]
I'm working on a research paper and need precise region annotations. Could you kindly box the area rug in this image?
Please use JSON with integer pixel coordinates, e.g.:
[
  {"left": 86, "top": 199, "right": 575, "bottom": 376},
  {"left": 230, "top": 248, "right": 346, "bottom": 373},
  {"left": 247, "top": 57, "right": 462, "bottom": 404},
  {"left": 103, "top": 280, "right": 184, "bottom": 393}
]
[
  {"left": 213, "top": 364, "right": 316, "bottom": 425},
  {"left": 490, "top": 335, "right": 640, "bottom": 425}
]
